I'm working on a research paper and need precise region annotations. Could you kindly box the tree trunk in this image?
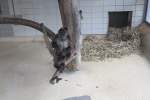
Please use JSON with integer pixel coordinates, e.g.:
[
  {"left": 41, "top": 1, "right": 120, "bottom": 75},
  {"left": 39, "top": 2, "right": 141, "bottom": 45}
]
[{"left": 58, "top": 0, "right": 81, "bottom": 70}]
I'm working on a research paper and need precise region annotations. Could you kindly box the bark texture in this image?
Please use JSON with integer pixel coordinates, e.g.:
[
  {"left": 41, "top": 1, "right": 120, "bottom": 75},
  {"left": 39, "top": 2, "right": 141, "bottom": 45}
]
[{"left": 58, "top": 0, "right": 81, "bottom": 70}]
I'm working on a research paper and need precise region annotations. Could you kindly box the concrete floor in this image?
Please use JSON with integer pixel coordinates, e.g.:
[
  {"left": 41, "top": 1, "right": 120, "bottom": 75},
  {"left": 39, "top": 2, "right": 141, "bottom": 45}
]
[{"left": 0, "top": 42, "right": 150, "bottom": 100}]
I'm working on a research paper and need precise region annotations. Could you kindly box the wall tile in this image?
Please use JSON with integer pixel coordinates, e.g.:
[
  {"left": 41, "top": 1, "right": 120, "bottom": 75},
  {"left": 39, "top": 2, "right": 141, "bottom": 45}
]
[
  {"left": 115, "top": 6, "right": 124, "bottom": 11},
  {"left": 123, "top": 5, "right": 135, "bottom": 11},
  {"left": 124, "top": 0, "right": 136, "bottom": 5},
  {"left": 134, "top": 16, "right": 143, "bottom": 22},
  {"left": 136, "top": 0, "right": 145, "bottom": 5},
  {"left": 104, "top": 0, "right": 116, "bottom": 5},
  {"left": 136, "top": 5, "right": 144, "bottom": 11},
  {"left": 104, "top": 6, "right": 116, "bottom": 11},
  {"left": 135, "top": 10, "right": 144, "bottom": 16},
  {"left": 116, "top": 0, "right": 124, "bottom": 5}
]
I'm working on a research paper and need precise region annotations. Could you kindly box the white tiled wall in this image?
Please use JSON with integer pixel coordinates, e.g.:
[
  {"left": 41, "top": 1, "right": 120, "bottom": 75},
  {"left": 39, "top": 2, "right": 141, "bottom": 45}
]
[
  {"left": 79, "top": 0, "right": 145, "bottom": 34},
  {"left": 0, "top": 0, "right": 146, "bottom": 37},
  {"left": 12, "top": 0, "right": 62, "bottom": 36}
]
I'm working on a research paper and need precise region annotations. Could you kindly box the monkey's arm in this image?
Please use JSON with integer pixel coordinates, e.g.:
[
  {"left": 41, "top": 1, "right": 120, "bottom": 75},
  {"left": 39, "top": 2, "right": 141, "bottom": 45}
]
[
  {"left": 41, "top": 23, "right": 55, "bottom": 56},
  {"left": 65, "top": 51, "right": 77, "bottom": 66},
  {"left": 50, "top": 51, "right": 77, "bottom": 84}
]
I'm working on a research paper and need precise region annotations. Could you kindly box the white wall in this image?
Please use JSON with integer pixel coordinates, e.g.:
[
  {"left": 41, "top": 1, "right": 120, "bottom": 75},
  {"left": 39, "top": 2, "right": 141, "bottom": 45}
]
[
  {"left": 0, "top": 0, "right": 146, "bottom": 37},
  {"left": 146, "top": 0, "right": 150, "bottom": 23},
  {"left": 12, "top": 0, "right": 62, "bottom": 36},
  {"left": 79, "top": 0, "right": 145, "bottom": 34},
  {"left": 0, "top": 0, "right": 13, "bottom": 37}
]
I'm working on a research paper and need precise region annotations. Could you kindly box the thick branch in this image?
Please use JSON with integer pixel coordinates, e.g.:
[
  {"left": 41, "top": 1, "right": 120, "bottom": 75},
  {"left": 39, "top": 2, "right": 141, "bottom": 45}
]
[
  {"left": 0, "top": 17, "right": 55, "bottom": 40},
  {"left": 58, "top": 0, "right": 81, "bottom": 69}
]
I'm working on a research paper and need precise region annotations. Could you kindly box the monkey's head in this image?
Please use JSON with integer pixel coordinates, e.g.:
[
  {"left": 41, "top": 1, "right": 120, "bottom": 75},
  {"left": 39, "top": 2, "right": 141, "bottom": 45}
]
[
  {"left": 57, "top": 27, "right": 68, "bottom": 39},
  {"left": 58, "top": 27, "right": 68, "bottom": 33}
]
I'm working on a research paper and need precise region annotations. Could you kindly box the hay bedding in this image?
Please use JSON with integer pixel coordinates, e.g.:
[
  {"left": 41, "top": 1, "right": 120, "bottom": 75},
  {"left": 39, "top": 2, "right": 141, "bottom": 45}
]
[{"left": 81, "top": 27, "right": 142, "bottom": 61}]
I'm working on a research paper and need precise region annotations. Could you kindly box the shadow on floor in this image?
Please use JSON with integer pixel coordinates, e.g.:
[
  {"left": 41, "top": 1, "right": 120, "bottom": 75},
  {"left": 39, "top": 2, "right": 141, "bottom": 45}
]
[{"left": 64, "top": 95, "right": 91, "bottom": 100}]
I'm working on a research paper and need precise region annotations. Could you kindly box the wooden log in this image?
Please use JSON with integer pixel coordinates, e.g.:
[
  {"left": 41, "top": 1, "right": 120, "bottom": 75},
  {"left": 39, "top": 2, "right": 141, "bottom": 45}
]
[
  {"left": 0, "top": 17, "right": 56, "bottom": 56},
  {"left": 0, "top": 17, "right": 55, "bottom": 40},
  {"left": 58, "top": 0, "right": 81, "bottom": 70}
]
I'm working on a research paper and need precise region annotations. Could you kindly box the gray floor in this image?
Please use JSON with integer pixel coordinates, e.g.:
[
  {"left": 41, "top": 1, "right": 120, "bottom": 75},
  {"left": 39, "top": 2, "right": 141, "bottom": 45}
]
[{"left": 0, "top": 42, "right": 150, "bottom": 100}]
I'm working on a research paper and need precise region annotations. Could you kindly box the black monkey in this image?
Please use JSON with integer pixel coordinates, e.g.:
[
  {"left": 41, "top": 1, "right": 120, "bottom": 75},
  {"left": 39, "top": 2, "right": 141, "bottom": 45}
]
[
  {"left": 50, "top": 27, "right": 72, "bottom": 84},
  {"left": 40, "top": 24, "right": 73, "bottom": 84},
  {"left": 52, "top": 27, "right": 71, "bottom": 71},
  {"left": 52, "top": 28, "right": 71, "bottom": 57}
]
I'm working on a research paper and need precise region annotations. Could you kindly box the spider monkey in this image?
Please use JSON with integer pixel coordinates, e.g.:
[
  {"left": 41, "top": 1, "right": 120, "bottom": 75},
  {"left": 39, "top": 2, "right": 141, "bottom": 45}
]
[{"left": 50, "top": 27, "right": 72, "bottom": 84}]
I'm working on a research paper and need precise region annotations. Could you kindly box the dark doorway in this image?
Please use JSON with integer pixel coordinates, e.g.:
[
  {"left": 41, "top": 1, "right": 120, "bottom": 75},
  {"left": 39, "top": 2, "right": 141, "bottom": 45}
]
[{"left": 108, "top": 11, "right": 132, "bottom": 28}]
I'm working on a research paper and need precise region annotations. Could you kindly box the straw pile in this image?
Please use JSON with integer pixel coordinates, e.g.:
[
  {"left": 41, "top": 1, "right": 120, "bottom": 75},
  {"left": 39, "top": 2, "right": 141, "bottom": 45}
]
[{"left": 81, "top": 27, "right": 142, "bottom": 61}]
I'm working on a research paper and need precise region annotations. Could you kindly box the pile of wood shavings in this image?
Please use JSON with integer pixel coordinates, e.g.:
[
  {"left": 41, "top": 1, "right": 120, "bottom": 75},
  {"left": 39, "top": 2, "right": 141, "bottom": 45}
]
[{"left": 81, "top": 27, "right": 142, "bottom": 61}]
